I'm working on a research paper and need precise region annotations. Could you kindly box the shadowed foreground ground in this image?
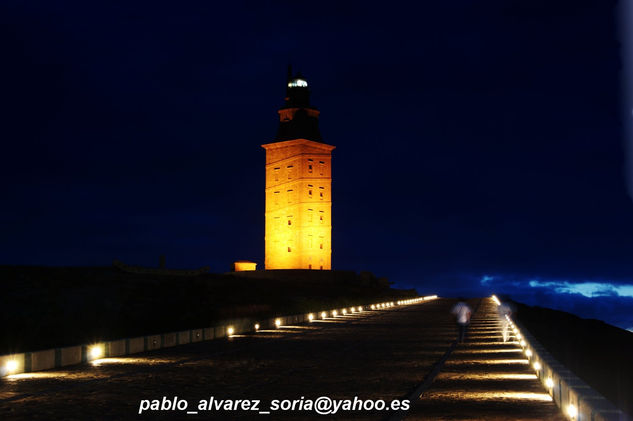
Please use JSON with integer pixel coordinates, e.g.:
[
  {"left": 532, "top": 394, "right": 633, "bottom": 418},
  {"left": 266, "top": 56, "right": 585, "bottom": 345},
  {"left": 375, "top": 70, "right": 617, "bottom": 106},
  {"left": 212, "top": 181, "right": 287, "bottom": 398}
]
[{"left": 0, "top": 298, "right": 564, "bottom": 420}]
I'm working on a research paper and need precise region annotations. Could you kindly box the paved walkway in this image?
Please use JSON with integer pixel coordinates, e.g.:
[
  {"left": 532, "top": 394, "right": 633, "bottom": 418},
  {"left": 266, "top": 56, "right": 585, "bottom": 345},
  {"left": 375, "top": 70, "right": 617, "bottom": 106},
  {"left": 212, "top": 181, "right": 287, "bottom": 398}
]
[{"left": 0, "top": 298, "right": 565, "bottom": 420}]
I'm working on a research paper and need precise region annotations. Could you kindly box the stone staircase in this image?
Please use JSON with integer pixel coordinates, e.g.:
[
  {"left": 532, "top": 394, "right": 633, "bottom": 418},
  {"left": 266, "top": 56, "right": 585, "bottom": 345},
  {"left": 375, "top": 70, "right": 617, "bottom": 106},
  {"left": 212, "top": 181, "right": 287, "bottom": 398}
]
[{"left": 405, "top": 298, "right": 566, "bottom": 420}]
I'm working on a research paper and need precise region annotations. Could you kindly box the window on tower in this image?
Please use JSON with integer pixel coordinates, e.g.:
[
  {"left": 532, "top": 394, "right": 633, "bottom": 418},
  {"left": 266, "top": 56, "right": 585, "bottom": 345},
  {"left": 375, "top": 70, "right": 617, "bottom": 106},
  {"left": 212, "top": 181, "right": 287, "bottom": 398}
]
[{"left": 274, "top": 167, "right": 280, "bottom": 181}]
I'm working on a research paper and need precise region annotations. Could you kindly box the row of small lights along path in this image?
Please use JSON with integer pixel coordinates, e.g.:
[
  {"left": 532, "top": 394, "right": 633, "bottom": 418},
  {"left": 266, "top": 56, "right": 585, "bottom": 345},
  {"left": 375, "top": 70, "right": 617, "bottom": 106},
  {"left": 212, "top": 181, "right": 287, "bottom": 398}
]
[
  {"left": 1, "top": 296, "right": 565, "bottom": 420},
  {"left": 1, "top": 297, "right": 429, "bottom": 419}
]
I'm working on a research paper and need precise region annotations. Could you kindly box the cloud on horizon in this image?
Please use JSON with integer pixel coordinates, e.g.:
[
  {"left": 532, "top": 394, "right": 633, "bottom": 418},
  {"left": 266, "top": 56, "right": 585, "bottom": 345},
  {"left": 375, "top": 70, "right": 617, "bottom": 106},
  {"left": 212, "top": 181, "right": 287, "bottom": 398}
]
[
  {"left": 527, "top": 280, "right": 633, "bottom": 298},
  {"left": 476, "top": 274, "right": 633, "bottom": 332}
]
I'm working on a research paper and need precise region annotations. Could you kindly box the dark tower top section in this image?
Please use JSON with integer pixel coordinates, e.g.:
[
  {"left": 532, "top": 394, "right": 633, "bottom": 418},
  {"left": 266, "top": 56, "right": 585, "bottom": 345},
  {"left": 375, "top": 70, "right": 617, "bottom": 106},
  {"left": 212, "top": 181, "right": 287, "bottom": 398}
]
[{"left": 275, "top": 67, "right": 323, "bottom": 142}]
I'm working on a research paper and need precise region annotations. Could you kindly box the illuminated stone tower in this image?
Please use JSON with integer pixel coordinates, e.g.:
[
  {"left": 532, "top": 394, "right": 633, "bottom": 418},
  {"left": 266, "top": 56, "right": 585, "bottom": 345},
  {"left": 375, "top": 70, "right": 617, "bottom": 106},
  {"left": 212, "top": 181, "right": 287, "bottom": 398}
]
[{"left": 262, "top": 69, "right": 335, "bottom": 270}]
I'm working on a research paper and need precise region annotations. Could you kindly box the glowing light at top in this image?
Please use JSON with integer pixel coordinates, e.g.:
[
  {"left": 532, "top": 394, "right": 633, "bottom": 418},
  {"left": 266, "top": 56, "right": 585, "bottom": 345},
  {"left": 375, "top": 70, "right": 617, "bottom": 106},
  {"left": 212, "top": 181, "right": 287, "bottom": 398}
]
[{"left": 288, "top": 79, "right": 308, "bottom": 88}]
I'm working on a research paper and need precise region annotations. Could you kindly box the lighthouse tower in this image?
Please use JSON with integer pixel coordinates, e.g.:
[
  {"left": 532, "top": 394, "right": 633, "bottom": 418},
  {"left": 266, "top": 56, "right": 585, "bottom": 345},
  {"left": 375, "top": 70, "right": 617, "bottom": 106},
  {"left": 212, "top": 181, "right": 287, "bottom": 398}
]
[{"left": 262, "top": 69, "right": 335, "bottom": 270}]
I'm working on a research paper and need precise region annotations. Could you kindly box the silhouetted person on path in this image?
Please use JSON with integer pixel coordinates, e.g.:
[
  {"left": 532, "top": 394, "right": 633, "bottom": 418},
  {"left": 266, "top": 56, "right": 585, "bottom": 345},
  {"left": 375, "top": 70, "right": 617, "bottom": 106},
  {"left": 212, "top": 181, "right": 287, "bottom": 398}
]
[
  {"left": 498, "top": 301, "right": 514, "bottom": 342},
  {"left": 452, "top": 298, "right": 472, "bottom": 343}
]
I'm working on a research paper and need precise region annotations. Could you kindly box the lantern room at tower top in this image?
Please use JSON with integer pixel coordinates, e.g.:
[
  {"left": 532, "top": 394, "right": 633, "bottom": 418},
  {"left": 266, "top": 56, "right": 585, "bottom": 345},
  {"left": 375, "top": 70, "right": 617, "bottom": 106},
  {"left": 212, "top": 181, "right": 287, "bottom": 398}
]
[{"left": 262, "top": 69, "right": 335, "bottom": 270}]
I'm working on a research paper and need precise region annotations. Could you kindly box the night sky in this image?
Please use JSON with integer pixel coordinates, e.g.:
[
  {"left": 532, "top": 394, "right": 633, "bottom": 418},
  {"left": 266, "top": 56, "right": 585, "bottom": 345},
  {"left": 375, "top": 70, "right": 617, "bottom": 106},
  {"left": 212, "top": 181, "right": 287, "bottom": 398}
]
[{"left": 2, "top": 1, "right": 633, "bottom": 330}]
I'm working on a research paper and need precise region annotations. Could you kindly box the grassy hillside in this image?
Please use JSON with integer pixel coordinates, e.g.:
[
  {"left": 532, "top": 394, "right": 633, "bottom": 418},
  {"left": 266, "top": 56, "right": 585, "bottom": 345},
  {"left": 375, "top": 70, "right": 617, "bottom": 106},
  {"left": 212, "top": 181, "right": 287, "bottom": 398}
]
[{"left": 0, "top": 266, "right": 417, "bottom": 354}]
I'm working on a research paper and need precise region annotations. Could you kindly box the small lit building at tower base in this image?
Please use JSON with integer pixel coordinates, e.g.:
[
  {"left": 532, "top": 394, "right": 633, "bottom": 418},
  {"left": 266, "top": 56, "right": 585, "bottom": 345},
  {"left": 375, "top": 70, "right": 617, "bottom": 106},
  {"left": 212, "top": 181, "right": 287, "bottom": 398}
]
[{"left": 233, "top": 260, "right": 257, "bottom": 272}]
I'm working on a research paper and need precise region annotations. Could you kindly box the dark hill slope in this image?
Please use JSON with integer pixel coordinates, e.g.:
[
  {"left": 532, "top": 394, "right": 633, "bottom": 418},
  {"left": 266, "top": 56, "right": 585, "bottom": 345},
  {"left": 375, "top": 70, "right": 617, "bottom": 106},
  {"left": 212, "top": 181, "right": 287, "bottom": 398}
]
[
  {"left": 0, "top": 265, "right": 416, "bottom": 354},
  {"left": 512, "top": 300, "right": 633, "bottom": 417}
]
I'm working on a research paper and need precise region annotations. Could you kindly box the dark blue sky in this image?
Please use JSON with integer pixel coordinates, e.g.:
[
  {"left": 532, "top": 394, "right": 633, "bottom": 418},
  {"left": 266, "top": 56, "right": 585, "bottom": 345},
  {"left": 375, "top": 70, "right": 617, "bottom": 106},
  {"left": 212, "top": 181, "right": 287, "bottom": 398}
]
[{"left": 2, "top": 0, "right": 633, "bottom": 330}]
